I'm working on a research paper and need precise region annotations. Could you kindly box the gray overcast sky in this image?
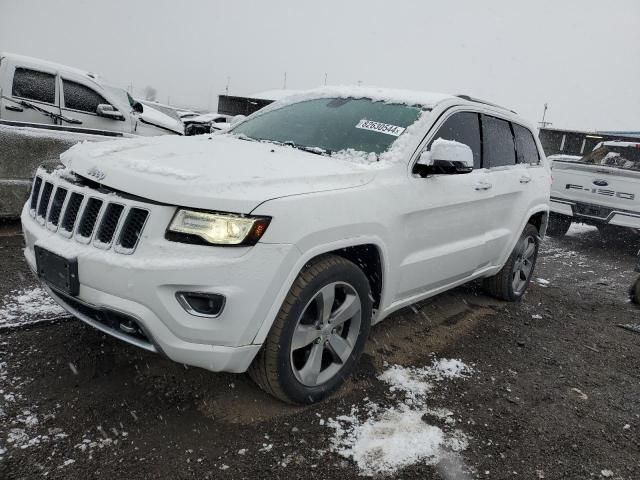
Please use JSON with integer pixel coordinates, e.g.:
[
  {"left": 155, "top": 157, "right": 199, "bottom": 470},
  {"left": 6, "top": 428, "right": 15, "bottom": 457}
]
[{"left": 1, "top": 0, "right": 638, "bottom": 130}]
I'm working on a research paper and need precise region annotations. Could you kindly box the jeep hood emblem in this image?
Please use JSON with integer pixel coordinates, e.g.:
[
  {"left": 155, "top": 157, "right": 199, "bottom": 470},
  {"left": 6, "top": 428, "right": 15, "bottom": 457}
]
[{"left": 87, "top": 166, "right": 106, "bottom": 181}]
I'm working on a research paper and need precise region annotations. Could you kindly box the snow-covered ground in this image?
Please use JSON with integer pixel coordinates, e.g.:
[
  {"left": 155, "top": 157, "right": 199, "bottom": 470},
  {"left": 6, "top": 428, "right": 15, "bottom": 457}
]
[
  {"left": 0, "top": 286, "right": 66, "bottom": 328},
  {"left": 327, "top": 358, "right": 474, "bottom": 477}
]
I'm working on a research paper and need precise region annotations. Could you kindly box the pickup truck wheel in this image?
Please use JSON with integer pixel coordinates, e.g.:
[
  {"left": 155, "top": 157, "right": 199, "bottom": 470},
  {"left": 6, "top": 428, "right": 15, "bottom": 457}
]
[
  {"left": 630, "top": 277, "right": 640, "bottom": 305},
  {"left": 546, "top": 213, "right": 571, "bottom": 237},
  {"left": 248, "top": 254, "right": 372, "bottom": 404},
  {"left": 483, "top": 224, "right": 539, "bottom": 302}
]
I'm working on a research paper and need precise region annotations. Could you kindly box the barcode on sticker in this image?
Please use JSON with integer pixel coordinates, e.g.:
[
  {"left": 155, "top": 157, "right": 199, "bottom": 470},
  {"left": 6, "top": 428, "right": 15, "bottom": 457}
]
[{"left": 355, "top": 119, "right": 406, "bottom": 137}]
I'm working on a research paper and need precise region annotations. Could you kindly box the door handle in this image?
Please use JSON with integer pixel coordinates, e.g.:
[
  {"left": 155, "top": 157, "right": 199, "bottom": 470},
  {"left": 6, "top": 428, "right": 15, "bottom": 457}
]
[
  {"left": 520, "top": 176, "right": 532, "bottom": 184},
  {"left": 474, "top": 182, "right": 492, "bottom": 191},
  {"left": 5, "top": 105, "right": 23, "bottom": 112}
]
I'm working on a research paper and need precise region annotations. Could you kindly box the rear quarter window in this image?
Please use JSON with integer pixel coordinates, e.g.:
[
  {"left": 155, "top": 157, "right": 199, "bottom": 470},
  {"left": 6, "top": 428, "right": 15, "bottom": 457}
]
[
  {"left": 12, "top": 67, "right": 56, "bottom": 104},
  {"left": 513, "top": 124, "right": 540, "bottom": 165}
]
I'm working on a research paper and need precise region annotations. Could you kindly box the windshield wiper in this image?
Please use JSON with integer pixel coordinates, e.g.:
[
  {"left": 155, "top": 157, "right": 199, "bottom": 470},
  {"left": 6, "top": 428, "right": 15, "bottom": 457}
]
[
  {"left": 2, "top": 96, "right": 83, "bottom": 125},
  {"left": 282, "top": 141, "right": 332, "bottom": 156}
]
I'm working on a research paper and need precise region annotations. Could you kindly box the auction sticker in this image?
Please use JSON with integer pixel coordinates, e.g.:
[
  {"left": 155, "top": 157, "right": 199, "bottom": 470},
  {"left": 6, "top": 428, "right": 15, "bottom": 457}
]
[{"left": 356, "top": 119, "right": 405, "bottom": 137}]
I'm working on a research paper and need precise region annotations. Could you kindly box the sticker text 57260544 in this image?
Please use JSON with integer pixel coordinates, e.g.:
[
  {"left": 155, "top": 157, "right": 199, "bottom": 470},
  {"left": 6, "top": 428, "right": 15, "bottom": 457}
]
[{"left": 355, "top": 119, "right": 406, "bottom": 137}]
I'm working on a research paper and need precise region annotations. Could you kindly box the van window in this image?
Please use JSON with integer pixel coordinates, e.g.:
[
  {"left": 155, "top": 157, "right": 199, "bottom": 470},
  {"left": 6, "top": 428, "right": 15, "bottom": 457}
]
[
  {"left": 63, "top": 79, "right": 108, "bottom": 113},
  {"left": 513, "top": 124, "right": 540, "bottom": 165},
  {"left": 482, "top": 115, "right": 516, "bottom": 167},
  {"left": 428, "top": 112, "right": 482, "bottom": 168},
  {"left": 12, "top": 68, "right": 56, "bottom": 104}
]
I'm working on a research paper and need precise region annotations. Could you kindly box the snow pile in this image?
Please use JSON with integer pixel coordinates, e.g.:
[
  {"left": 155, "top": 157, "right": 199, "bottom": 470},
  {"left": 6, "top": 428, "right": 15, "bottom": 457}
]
[
  {"left": 327, "top": 358, "right": 473, "bottom": 476},
  {"left": 0, "top": 287, "right": 66, "bottom": 328}
]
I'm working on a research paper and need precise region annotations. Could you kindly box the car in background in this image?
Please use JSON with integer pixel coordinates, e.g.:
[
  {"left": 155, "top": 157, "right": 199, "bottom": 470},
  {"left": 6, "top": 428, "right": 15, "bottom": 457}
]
[
  {"left": 183, "top": 112, "right": 232, "bottom": 135},
  {"left": 0, "top": 52, "right": 183, "bottom": 218},
  {"left": 547, "top": 141, "right": 640, "bottom": 236}
]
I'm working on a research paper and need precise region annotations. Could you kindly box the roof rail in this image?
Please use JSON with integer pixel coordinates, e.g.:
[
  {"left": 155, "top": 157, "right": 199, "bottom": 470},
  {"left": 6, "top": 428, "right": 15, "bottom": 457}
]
[{"left": 455, "top": 94, "right": 517, "bottom": 114}]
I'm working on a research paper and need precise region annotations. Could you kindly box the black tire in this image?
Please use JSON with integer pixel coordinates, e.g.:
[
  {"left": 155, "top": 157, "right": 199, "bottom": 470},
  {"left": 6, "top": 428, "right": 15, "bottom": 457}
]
[
  {"left": 248, "top": 254, "right": 372, "bottom": 404},
  {"left": 630, "top": 277, "right": 640, "bottom": 305},
  {"left": 484, "top": 224, "right": 540, "bottom": 302},
  {"left": 546, "top": 213, "right": 571, "bottom": 237}
]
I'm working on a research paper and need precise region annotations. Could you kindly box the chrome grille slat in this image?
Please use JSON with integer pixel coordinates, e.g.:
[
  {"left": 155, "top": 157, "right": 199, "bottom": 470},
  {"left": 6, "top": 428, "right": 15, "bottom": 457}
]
[{"left": 31, "top": 171, "right": 149, "bottom": 254}]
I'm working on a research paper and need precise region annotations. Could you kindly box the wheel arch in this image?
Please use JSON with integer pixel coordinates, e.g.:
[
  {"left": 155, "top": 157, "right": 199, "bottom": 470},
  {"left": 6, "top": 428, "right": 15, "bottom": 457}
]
[{"left": 251, "top": 237, "right": 389, "bottom": 345}]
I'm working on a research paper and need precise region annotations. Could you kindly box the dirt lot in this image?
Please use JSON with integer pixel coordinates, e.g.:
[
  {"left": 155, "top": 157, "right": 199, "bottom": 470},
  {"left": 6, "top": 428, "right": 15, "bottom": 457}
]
[{"left": 0, "top": 221, "right": 638, "bottom": 479}]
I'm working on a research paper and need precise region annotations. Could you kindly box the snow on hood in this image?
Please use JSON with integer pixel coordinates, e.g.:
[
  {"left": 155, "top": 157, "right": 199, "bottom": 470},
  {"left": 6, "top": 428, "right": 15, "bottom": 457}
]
[{"left": 60, "top": 135, "right": 377, "bottom": 213}]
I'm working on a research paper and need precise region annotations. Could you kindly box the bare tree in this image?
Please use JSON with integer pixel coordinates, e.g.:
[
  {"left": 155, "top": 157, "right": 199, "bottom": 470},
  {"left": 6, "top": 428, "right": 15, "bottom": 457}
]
[{"left": 143, "top": 86, "right": 157, "bottom": 102}]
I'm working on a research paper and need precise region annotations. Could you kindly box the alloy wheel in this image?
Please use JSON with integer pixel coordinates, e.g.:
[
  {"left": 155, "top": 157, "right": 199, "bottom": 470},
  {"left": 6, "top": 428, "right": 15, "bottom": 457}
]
[
  {"left": 512, "top": 234, "right": 536, "bottom": 294},
  {"left": 290, "top": 281, "right": 362, "bottom": 387}
]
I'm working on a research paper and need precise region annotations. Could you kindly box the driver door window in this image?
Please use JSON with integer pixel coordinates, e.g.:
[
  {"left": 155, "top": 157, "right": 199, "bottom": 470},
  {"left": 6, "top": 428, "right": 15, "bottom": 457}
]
[
  {"left": 427, "top": 111, "right": 482, "bottom": 169},
  {"left": 60, "top": 79, "right": 128, "bottom": 134}
]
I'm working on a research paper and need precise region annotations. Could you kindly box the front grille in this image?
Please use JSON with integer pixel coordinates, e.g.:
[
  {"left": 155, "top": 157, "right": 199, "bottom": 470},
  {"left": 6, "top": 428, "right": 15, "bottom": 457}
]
[
  {"left": 96, "top": 203, "right": 124, "bottom": 244},
  {"left": 61, "top": 192, "right": 83, "bottom": 232},
  {"left": 47, "top": 188, "right": 67, "bottom": 227},
  {"left": 30, "top": 176, "right": 42, "bottom": 211},
  {"left": 37, "top": 182, "right": 53, "bottom": 218},
  {"left": 77, "top": 198, "right": 103, "bottom": 238},
  {"left": 30, "top": 174, "right": 149, "bottom": 254},
  {"left": 118, "top": 208, "right": 149, "bottom": 250}
]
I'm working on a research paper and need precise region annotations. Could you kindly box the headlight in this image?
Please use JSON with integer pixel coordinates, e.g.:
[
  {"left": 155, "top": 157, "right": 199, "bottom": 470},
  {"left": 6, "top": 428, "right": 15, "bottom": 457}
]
[{"left": 167, "top": 209, "right": 271, "bottom": 246}]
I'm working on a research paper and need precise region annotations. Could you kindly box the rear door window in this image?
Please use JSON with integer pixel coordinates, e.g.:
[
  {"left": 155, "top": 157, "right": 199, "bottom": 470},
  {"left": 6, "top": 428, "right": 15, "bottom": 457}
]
[
  {"left": 12, "top": 67, "right": 56, "bottom": 104},
  {"left": 513, "top": 124, "right": 540, "bottom": 165},
  {"left": 482, "top": 115, "right": 516, "bottom": 168},
  {"left": 428, "top": 112, "right": 482, "bottom": 168},
  {"left": 63, "top": 79, "right": 108, "bottom": 113}
]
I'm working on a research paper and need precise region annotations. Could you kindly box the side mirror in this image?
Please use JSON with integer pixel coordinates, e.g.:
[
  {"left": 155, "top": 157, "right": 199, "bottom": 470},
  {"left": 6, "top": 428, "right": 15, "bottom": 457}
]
[
  {"left": 415, "top": 138, "right": 474, "bottom": 176},
  {"left": 231, "top": 114, "right": 246, "bottom": 126},
  {"left": 96, "top": 104, "right": 125, "bottom": 121},
  {"left": 132, "top": 101, "right": 144, "bottom": 114}
]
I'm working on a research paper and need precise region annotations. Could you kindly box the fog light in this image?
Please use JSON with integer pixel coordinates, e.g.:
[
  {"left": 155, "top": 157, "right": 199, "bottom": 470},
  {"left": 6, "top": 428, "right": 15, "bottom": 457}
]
[{"left": 176, "top": 292, "right": 226, "bottom": 317}]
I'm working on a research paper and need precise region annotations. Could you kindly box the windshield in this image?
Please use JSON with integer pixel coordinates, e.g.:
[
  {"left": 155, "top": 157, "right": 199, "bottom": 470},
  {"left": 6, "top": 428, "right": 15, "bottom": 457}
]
[
  {"left": 579, "top": 144, "right": 640, "bottom": 171},
  {"left": 104, "top": 85, "right": 135, "bottom": 110},
  {"left": 230, "top": 97, "right": 422, "bottom": 156}
]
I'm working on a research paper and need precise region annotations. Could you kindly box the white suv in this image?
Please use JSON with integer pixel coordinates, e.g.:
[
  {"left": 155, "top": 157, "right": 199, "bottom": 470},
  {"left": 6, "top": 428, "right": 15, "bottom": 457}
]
[{"left": 21, "top": 87, "right": 550, "bottom": 403}]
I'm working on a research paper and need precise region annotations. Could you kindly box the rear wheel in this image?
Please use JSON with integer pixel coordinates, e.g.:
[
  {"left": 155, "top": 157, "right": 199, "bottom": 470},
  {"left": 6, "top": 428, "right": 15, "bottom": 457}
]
[
  {"left": 249, "top": 254, "right": 372, "bottom": 404},
  {"left": 630, "top": 277, "right": 640, "bottom": 305},
  {"left": 484, "top": 224, "right": 540, "bottom": 301},
  {"left": 546, "top": 213, "right": 571, "bottom": 237}
]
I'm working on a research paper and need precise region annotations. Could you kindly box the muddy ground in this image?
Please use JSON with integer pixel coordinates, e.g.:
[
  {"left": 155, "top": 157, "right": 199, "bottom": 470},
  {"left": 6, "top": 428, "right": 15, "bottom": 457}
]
[{"left": 0, "top": 221, "right": 638, "bottom": 479}]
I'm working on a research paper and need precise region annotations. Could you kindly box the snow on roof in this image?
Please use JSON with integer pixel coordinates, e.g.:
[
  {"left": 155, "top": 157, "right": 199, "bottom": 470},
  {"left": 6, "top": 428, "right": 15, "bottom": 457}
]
[
  {"left": 249, "top": 89, "right": 303, "bottom": 101},
  {"left": 0, "top": 52, "right": 100, "bottom": 80},
  {"left": 265, "top": 86, "right": 455, "bottom": 108}
]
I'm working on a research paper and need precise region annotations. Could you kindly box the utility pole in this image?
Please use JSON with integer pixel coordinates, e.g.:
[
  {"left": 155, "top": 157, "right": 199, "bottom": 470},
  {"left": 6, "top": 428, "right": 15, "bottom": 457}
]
[
  {"left": 283, "top": 72, "right": 287, "bottom": 89},
  {"left": 538, "top": 103, "right": 552, "bottom": 129},
  {"left": 357, "top": 80, "right": 363, "bottom": 87},
  {"left": 324, "top": 73, "right": 328, "bottom": 86},
  {"left": 225, "top": 76, "right": 230, "bottom": 96}
]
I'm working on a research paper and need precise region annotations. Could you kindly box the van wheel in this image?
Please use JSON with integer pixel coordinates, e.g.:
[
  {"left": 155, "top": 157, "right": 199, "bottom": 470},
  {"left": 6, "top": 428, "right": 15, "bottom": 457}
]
[
  {"left": 248, "top": 254, "right": 372, "bottom": 404},
  {"left": 484, "top": 224, "right": 540, "bottom": 302},
  {"left": 546, "top": 213, "right": 571, "bottom": 237}
]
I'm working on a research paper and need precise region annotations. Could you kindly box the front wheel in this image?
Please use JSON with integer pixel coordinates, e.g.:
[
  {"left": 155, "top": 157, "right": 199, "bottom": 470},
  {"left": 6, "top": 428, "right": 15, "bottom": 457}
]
[
  {"left": 249, "top": 254, "right": 372, "bottom": 404},
  {"left": 630, "top": 277, "right": 640, "bottom": 305},
  {"left": 484, "top": 224, "right": 540, "bottom": 302}
]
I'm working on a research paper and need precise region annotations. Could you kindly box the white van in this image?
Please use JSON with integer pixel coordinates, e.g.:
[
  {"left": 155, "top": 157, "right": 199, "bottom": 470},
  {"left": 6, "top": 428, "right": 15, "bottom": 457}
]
[{"left": 548, "top": 141, "right": 640, "bottom": 236}]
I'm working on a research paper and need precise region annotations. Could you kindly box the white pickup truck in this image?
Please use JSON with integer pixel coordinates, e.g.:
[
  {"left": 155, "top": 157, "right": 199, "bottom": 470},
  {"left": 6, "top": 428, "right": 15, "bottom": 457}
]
[
  {"left": 548, "top": 141, "right": 640, "bottom": 236},
  {"left": 0, "top": 52, "right": 183, "bottom": 218}
]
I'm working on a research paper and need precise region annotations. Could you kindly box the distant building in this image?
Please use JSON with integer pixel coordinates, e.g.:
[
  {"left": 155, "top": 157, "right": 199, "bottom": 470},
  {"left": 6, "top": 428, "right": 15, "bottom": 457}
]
[
  {"left": 539, "top": 127, "right": 640, "bottom": 157},
  {"left": 217, "top": 90, "right": 301, "bottom": 116}
]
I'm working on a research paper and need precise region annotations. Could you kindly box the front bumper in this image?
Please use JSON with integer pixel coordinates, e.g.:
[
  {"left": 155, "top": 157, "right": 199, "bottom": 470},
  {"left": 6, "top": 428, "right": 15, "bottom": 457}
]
[
  {"left": 550, "top": 196, "right": 640, "bottom": 229},
  {"left": 21, "top": 170, "right": 300, "bottom": 373}
]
